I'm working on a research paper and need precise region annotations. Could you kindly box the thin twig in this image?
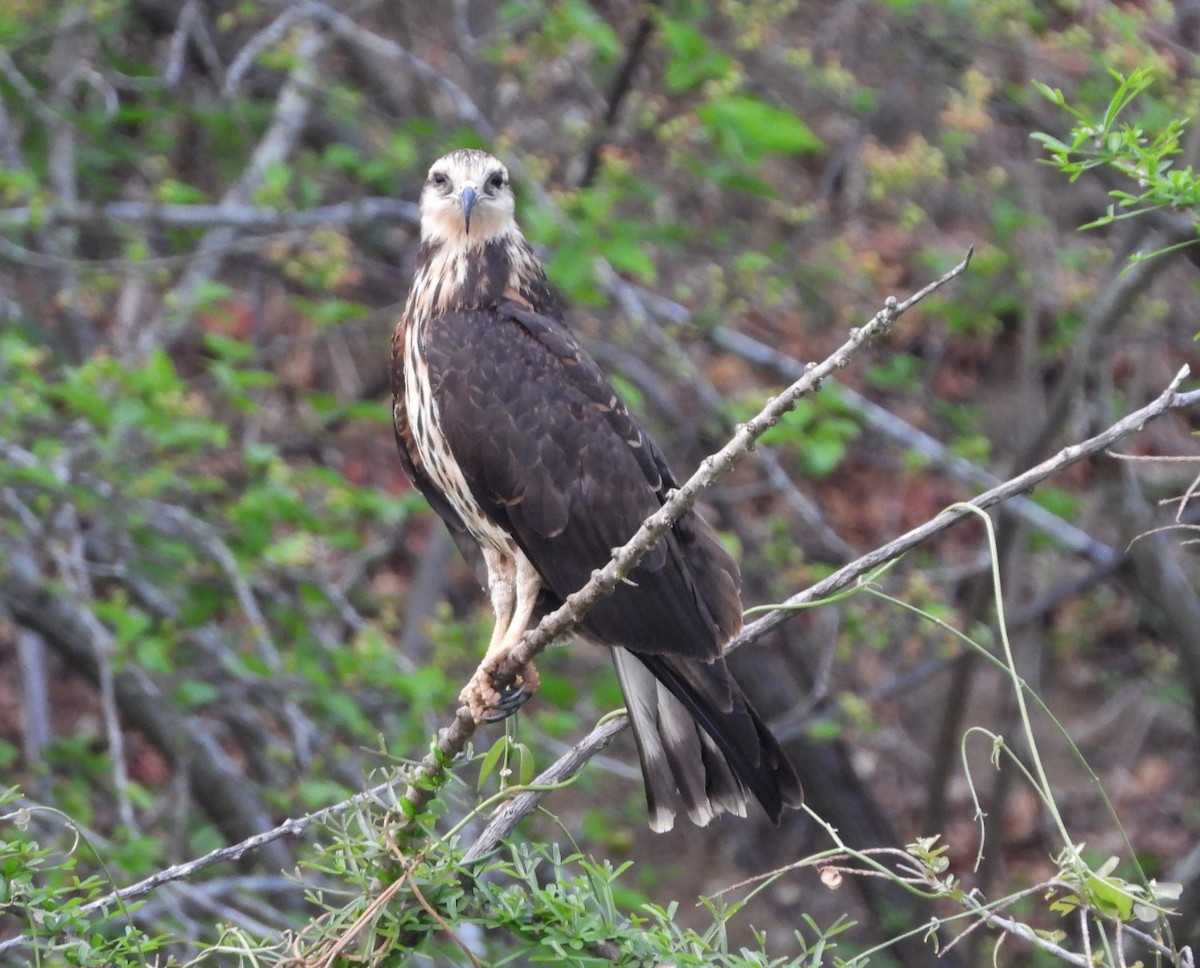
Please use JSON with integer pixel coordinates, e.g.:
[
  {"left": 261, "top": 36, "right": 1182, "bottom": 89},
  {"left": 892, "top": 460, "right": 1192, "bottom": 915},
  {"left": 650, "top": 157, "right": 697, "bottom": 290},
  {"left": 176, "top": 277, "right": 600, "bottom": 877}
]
[
  {"left": 0, "top": 197, "right": 420, "bottom": 232},
  {"left": 731, "top": 365, "right": 1198, "bottom": 654},
  {"left": 710, "top": 325, "right": 1120, "bottom": 567},
  {"left": 391, "top": 842, "right": 482, "bottom": 968}
]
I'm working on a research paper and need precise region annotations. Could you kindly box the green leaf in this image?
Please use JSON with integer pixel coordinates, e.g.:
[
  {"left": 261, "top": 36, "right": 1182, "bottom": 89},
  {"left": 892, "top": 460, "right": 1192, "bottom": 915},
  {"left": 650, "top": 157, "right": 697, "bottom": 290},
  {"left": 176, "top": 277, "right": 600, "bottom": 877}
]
[
  {"left": 516, "top": 743, "right": 536, "bottom": 786},
  {"left": 698, "top": 95, "right": 823, "bottom": 159},
  {"left": 660, "top": 19, "right": 732, "bottom": 92},
  {"left": 309, "top": 297, "right": 370, "bottom": 328},
  {"left": 264, "top": 531, "right": 314, "bottom": 567},
  {"left": 174, "top": 680, "right": 220, "bottom": 708},
  {"left": 1084, "top": 866, "right": 1136, "bottom": 920},
  {"left": 478, "top": 736, "right": 510, "bottom": 790},
  {"left": 1030, "top": 131, "right": 1073, "bottom": 155},
  {"left": 1031, "top": 79, "right": 1066, "bottom": 106},
  {"left": 601, "top": 236, "right": 657, "bottom": 282},
  {"left": 202, "top": 332, "right": 254, "bottom": 362}
]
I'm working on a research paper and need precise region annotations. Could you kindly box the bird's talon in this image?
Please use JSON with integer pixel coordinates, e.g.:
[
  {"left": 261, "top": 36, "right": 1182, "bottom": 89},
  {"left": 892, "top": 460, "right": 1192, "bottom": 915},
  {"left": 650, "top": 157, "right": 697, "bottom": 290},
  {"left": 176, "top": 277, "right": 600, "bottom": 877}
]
[{"left": 461, "top": 662, "right": 540, "bottom": 724}]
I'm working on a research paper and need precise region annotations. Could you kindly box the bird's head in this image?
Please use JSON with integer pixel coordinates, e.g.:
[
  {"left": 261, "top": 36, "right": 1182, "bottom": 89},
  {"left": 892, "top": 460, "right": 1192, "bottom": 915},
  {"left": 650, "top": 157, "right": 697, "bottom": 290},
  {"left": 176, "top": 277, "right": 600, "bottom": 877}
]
[{"left": 419, "top": 149, "right": 517, "bottom": 247}]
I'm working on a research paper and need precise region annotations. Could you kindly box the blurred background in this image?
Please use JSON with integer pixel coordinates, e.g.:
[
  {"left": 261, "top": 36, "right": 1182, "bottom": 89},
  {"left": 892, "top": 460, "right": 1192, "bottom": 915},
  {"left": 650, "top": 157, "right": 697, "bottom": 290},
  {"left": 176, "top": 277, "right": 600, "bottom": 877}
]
[{"left": 1, "top": 0, "right": 1198, "bottom": 964}]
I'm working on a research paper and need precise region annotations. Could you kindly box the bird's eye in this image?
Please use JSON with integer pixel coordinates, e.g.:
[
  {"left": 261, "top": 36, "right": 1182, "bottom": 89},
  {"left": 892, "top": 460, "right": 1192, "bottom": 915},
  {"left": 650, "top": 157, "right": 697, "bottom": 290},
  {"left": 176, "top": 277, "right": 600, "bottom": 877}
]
[
  {"left": 488, "top": 171, "right": 505, "bottom": 191},
  {"left": 430, "top": 172, "right": 449, "bottom": 188}
]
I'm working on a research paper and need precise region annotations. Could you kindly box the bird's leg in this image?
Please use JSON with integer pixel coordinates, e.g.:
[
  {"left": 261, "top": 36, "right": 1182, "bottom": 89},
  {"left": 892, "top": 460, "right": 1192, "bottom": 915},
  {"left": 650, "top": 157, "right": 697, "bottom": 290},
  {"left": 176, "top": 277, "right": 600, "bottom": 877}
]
[
  {"left": 488, "top": 554, "right": 542, "bottom": 710},
  {"left": 461, "top": 552, "right": 542, "bottom": 723},
  {"left": 483, "top": 548, "right": 517, "bottom": 657},
  {"left": 460, "top": 549, "right": 516, "bottom": 722}
]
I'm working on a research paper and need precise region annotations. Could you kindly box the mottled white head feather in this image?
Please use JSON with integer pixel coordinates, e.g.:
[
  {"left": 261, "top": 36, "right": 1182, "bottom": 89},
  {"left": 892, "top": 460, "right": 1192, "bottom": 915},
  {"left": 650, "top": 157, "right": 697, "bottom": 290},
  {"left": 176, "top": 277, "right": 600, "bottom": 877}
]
[{"left": 419, "top": 149, "right": 517, "bottom": 248}]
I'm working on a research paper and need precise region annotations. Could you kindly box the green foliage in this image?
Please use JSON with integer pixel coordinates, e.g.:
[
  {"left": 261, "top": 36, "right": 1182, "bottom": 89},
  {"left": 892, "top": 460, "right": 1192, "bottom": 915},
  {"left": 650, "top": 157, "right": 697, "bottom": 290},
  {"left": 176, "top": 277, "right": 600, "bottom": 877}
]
[
  {"left": 640, "top": 1, "right": 826, "bottom": 198},
  {"left": 225, "top": 815, "right": 860, "bottom": 967},
  {"left": 0, "top": 789, "right": 167, "bottom": 966},
  {"left": 524, "top": 163, "right": 670, "bottom": 305},
  {"left": 696, "top": 96, "right": 823, "bottom": 164},
  {"left": 1033, "top": 67, "right": 1200, "bottom": 261},
  {"left": 660, "top": 19, "right": 734, "bottom": 93},
  {"left": 737, "top": 385, "right": 862, "bottom": 477},
  {"left": 477, "top": 735, "right": 537, "bottom": 790}
]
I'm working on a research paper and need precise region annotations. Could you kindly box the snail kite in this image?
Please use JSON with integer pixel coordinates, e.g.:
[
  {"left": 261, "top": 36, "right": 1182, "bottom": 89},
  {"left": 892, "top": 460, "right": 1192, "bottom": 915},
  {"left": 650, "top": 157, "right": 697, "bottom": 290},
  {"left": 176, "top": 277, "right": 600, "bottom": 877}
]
[{"left": 391, "top": 149, "right": 801, "bottom": 830}]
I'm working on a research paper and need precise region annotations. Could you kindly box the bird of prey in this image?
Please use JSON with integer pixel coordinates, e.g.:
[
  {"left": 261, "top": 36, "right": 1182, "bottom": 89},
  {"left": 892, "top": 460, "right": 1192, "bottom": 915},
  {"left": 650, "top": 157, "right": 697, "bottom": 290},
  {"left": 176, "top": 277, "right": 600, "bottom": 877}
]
[{"left": 391, "top": 148, "right": 802, "bottom": 831}]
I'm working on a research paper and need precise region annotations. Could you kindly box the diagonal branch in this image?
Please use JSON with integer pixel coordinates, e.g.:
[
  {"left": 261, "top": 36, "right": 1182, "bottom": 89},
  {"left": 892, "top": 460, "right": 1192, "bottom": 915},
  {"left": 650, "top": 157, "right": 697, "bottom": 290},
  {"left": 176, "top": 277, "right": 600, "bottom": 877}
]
[
  {"left": 731, "top": 364, "right": 1198, "bottom": 654},
  {"left": 510, "top": 255, "right": 972, "bottom": 666}
]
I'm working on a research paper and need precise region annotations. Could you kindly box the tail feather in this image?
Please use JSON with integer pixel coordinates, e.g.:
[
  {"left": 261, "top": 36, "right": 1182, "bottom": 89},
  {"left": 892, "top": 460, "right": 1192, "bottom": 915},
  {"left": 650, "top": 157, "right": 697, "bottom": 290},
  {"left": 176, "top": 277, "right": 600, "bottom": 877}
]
[{"left": 613, "top": 648, "right": 802, "bottom": 831}]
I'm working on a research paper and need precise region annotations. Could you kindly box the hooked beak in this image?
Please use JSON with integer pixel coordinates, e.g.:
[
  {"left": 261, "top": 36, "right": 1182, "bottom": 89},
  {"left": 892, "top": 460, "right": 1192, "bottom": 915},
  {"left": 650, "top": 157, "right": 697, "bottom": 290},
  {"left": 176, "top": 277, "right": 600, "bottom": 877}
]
[{"left": 460, "top": 186, "right": 477, "bottom": 234}]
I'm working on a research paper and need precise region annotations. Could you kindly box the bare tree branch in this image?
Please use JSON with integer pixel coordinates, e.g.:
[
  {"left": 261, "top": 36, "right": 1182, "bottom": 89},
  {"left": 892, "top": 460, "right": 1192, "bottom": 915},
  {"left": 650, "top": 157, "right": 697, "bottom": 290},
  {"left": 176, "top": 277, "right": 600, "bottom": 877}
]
[
  {"left": 0, "top": 197, "right": 420, "bottom": 232},
  {"left": 710, "top": 325, "right": 1120, "bottom": 567},
  {"left": 47, "top": 503, "right": 137, "bottom": 830},
  {"left": 15, "top": 630, "right": 51, "bottom": 794}
]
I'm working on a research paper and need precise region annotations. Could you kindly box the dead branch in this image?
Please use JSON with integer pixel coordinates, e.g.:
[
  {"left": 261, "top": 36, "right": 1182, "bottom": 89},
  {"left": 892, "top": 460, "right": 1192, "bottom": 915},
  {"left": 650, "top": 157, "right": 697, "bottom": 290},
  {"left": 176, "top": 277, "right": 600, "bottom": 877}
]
[
  {"left": 0, "top": 548, "right": 296, "bottom": 875},
  {"left": 0, "top": 197, "right": 420, "bottom": 232}
]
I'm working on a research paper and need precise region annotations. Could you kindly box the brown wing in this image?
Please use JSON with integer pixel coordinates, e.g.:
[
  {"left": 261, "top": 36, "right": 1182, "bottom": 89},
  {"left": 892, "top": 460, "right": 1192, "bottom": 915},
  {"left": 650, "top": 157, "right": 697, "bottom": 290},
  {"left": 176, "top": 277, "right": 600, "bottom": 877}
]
[{"left": 422, "top": 301, "right": 740, "bottom": 659}]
